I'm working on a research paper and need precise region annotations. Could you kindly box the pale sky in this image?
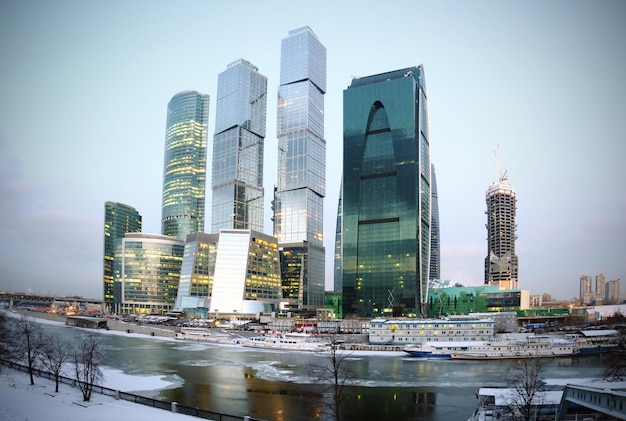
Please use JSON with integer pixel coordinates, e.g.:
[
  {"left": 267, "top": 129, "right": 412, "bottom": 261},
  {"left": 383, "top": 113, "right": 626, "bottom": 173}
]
[{"left": 1, "top": 0, "right": 625, "bottom": 300}]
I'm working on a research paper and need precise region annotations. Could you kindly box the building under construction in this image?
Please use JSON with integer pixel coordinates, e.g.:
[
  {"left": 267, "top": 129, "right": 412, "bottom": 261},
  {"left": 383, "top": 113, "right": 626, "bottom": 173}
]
[{"left": 484, "top": 149, "right": 518, "bottom": 290}]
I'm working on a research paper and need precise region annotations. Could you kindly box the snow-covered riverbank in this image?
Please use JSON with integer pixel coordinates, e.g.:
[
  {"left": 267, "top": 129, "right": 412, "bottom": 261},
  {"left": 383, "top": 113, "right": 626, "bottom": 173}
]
[{"left": 0, "top": 367, "right": 196, "bottom": 421}]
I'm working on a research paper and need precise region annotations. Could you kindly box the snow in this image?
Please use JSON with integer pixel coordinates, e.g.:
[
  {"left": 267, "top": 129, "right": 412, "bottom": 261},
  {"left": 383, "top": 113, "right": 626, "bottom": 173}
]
[{"left": 0, "top": 367, "right": 198, "bottom": 421}]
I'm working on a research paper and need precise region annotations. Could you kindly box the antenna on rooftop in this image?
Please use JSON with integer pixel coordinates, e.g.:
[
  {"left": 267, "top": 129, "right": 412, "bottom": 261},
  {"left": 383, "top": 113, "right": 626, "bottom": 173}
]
[{"left": 494, "top": 145, "right": 508, "bottom": 183}]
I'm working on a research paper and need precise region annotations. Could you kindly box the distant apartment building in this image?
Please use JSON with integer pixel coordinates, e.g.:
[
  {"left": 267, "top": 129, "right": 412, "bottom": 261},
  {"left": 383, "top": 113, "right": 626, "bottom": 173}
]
[
  {"left": 606, "top": 279, "right": 621, "bottom": 305},
  {"left": 103, "top": 201, "right": 141, "bottom": 309},
  {"left": 580, "top": 275, "right": 593, "bottom": 304},
  {"left": 580, "top": 273, "right": 612, "bottom": 305}
]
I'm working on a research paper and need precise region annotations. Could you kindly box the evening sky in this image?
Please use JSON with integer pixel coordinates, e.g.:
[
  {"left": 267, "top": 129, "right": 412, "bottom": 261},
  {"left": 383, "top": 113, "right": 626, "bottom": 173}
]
[{"left": 1, "top": 0, "right": 624, "bottom": 299}]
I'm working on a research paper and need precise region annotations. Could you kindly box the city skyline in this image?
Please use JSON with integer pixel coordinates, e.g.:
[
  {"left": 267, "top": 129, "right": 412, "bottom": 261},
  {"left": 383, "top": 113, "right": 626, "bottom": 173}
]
[{"left": 1, "top": 1, "right": 625, "bottom": 300}]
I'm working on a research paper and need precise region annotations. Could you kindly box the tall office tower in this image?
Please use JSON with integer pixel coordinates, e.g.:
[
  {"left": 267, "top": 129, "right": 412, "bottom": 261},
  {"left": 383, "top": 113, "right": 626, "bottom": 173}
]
[
  {"left": 161, "top": 90, "right": 210, "bottom": 240},
  {"left": 273, "top": 27, "right": 326, "bottom": 310},
  {"left": 103, "top": 201, "right": 142, "bottom": 309},
  {"left": 342, "top": 66, "right": 431, "bottom": 318},
  {"left": 113, "top": 233, "right": 184, "bottom": 315},
  {"left": 484, "top": 155, "right": 518, "bottom": 290},
  {"left": 580, "top": 274, "right": 593, "bottom": 305},
  {"left": 333, "top": 179, "right": 343, "bottom": 292},
  {"left": 429, "top": 163, "right": 440, "bottom": 281},
  {"left": 212, "top": 59, "right": 267, "bottom": 233}
]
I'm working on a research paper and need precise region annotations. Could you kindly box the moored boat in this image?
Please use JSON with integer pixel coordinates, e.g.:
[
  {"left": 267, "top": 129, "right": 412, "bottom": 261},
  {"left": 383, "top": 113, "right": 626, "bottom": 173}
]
[
  {"left": 566, "top": 329, "right": 620, "bottom": 354},
  {"left": 450, "top": 336, "right": 576, "bottom": 360},
  {"left": 242, "top": 332, "right": 331, "bottom": 352},
  {"left": 175, "top": 327, "right": 242, "bottom": 344},
  {"left": 403, "top": 341, "right": 487, "bottom": 359}
]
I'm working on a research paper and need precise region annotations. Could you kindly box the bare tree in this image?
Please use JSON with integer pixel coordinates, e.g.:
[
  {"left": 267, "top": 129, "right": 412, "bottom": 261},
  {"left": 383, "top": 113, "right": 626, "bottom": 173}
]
[
  {"left": 602, "top": 326, "right": 626, "bottom": 381},
  {"left": 74, "top": 333, "right": 105, "bottom": 402},
  {"left": 14, "top": 316, "right": 46, "bottom": 385},
  {"left": 504, "top": 359, "right": 547, "bottom": 421},
  {"left": 313, "top": 339, "right": 353, "bottom": 421},
  {"left": 41, "top": 333, "right": 72, "bottom": 392},
  {"left": 0, "top": 311, "right": 13, "bottom": 362}
]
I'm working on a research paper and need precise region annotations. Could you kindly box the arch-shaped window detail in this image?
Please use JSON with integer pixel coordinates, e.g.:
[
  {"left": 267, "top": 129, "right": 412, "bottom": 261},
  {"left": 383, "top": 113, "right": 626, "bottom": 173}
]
[{"left": 362, "top": 102, "right": 394, "bottom": 176}]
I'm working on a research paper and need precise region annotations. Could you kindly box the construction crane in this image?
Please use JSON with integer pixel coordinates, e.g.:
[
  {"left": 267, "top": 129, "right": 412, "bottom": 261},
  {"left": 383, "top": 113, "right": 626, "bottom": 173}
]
[{"left": 494, "top": 144, "right": 508, "bottom": 183}]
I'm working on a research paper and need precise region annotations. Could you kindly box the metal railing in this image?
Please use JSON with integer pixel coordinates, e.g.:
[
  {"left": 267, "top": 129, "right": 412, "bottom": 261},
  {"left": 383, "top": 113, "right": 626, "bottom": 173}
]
[{"left": 1, "top": 359, "right": 266, "bottom": 421}]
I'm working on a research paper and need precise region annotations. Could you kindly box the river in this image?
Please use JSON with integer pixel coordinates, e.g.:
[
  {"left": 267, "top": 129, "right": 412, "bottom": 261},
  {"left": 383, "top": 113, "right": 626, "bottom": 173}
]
[{"left": 32, "top": 319, "right": 606, "bottom": 421}]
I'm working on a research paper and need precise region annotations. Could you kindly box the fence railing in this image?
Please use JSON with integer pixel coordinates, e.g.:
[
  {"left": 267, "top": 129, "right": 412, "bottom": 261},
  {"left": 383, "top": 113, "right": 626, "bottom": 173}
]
[{"left": 1, "top": 359, "right": 266, "bottom": 421}]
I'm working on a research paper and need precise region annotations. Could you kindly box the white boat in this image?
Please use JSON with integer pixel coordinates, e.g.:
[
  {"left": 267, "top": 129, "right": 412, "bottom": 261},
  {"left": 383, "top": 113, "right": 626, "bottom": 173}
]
[
  {"left": 404, "top": 341, "right": 488, "bottom": 359},
  {"left": 450, "top": 336, "right": 576, "bottom": 360},
  {"left": 175, "top": 327, "right": 242, "bottom": 344},
  {"left": 242, "top": 332, "right": 331, "bottom": 352},
  {"left": 566, "top": 329, "right": 620, "bottom": 354}
]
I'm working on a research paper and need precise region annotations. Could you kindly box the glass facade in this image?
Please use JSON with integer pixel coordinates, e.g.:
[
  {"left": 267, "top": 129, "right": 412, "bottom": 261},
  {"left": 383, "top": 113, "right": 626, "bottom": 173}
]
[
  {"left": 429, "top": 163, "right": 440, "bottom": 281},
  {"left": 174, "top": 232, "right": 218, "bottom": 311},
  {"left": 212, "top": 60, "right": 267, "bottom": 233},
  {"left": 161, "top": 90, "right": 209, "bottom": 240},
  {"left": 103, "top": 201, "right": 141, "bottom": 307},
  {"left": 209, "top": 230, "right": 281, "bottom": 314},
  {"left": 342, "top": 66, "right": 431, "bottom": 318},
  {"left": 273, "top": 27, "right": 327, "bottom": 311},
  {"left": 113, "top": 233, "right": 184, "bottom": 315},
  {"left": 333, "top": 179, "right": 343, "bottom": 292}
]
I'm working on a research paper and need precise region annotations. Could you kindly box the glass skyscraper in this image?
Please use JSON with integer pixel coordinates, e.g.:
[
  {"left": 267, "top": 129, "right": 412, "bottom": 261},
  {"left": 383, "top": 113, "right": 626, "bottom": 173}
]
[
  {"left": 273, "top": 27, "right": 326, "bottom": 310},
  {"left": 161, "top": 90, "right": 210, "bottom": 241},
  {"left": 103, "top": 201, "right": 141, "bottom": 308},
  {"left": 429, "top": 163, "right": 440, "bottom": 281},
  {"left": 212, "top": 59, "right": 267, "bottom": 233},
  {"left": 113, "top": 233, "right": 184, "bottom": 315},
  {"left": 342, "top": 66, "right": 431, "bottom": 318}
]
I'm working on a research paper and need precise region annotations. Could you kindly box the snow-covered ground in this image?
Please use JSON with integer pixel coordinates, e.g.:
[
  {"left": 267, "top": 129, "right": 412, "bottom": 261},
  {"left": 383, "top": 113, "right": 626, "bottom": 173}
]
[{"left": 0, "top": 367, "right": 197, "bottom": 421}]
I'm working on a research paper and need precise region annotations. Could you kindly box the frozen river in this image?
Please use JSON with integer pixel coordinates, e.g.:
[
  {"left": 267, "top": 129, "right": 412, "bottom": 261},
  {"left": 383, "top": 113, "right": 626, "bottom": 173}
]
[{"left": 34, "top": 319, "right": 606, "bottom": 421}]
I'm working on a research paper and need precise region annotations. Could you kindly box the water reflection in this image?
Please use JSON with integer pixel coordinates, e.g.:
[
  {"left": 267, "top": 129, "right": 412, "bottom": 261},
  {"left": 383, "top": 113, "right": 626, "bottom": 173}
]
[{"left": 31, "top": 322, "right": 606, "bottom": 421}]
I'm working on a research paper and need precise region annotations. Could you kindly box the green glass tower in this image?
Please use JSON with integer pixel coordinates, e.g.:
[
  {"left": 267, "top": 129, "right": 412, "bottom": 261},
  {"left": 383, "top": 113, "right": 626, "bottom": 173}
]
[
  {"left": 342, "top": 66, "right": 431, "bottom": 318},
  {"left": 103, "top": 201, "right": 141, "bottom": 308},
  {"left": 161, "top": 90, "right": 210, "bottom": 241}
]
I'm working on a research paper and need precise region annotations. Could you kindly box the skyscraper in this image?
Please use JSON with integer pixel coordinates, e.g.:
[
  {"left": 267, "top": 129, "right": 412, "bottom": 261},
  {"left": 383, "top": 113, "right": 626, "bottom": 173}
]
[
  {"left": 212, "top": 59, "right": 267, "bottom": 233},
  {"left": 429, "top": 163, "right": 440, "bottom": 281},
  {"left": 273, "top": 27, "right": 326, "bottom": 310},
  {"left": 484, "top": 156, "right": 518, "bottom": 289},
  {"left": 333, "top": 178, "right": 343, "bottom": 292},
  {"left": 103, "top": 201, "right": 142, "bottom": 308},
  {"left": 342, "top": 66, "right": 431, "bottom": 318},
  {"left": 161, "top": 90, "right": 210, "bottom": 241}
]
